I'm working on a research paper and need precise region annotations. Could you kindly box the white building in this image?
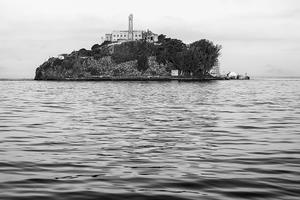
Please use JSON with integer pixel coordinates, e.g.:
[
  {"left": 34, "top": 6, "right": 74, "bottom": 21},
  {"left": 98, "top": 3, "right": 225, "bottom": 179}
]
[
  {"left": 104, "top": 14, "right": 158, "bottom": 43},
  {"left": 108, "top": 30, "right": 143, "bottom": 42}
]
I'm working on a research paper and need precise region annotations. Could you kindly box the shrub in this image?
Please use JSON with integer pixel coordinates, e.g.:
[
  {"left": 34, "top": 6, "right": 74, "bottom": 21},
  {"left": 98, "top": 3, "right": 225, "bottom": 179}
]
[
  {"left": 100, "top": 41, "right": 112, "bottom": 47},
  {"left": 90, "top": 67, "right": 99, "bottom": 75},
  {"left": 53, "top": 58, "right": 63, "bottom": 66},
  {"left": 91, "top": 44, "right": 101, "bottom": 51},
  {"left": 62, "top": 59, "right": 75, "bottom": 70},
  {"left": 78, "top": 48, "right": 92, "bottom": 57},
  {"left": 137, "top": 54, "right": 148, "bottom": 72}
]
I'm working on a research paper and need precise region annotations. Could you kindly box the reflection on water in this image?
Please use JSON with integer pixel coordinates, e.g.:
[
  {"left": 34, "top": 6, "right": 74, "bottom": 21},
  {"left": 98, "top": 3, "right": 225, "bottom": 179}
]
[{"left": 0, "top": 78, "right": 299, "bottom": 200}]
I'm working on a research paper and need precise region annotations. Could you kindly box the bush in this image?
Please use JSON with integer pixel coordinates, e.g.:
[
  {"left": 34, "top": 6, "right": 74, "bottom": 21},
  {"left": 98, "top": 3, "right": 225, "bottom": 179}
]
[
  {"left": 78, "top": 48, "right": 92, "bottom": 57},
  {"left": 137, "top": 54, "right": 148, "bottom": 72},
  {"left": 91, "top": 44, "right": 101, "bottom": 51},
  {"left": 112, "top": 68, "right": 120, "bottom": 76},
  {"left": 100, "top": 41, "right": 112, "bottom": 47},
  {"left": 157, "top": 34, "right": 166, "bottom": 43},
  {"left": 53, "top": 58, "right": 63, "bottom": 66},
  {"left": 90, "top": 67, "right": 99, "bottom": 75},
  {"left": 62, "top": 59, "right": 75, "bottom": 70},
  {"left": 155, "top": 38, "right": 186, "bottom": 67},
  {"left": 112, "top": 41, "right": 156, "bottom": 64}
]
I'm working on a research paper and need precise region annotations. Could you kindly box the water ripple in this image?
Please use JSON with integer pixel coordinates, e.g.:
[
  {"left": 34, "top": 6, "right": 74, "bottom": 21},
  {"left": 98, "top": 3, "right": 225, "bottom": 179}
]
[{"left": 0, "top": 79, "right": 299, "bottom": 199}]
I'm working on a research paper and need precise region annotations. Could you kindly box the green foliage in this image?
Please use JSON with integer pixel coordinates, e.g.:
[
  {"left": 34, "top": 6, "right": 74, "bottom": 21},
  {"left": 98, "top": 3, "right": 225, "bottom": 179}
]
[
  {"left": 78, "top": 48, "right": 92, "bottom": 57},
  {"left": 91, "top": 41, "right": 112, "bottom": 51},
  {"left": 110, "top": 38, "right": 220, "bottom": 76},
  {"left": 137, "top": 54, "right": 148, "bottom": 72},
  {"left": 88, "top": 67, "right": 99, "bottom": 75},
  {"left": 111, "top": 41, "right": 138, "bottom": 63},
  {"left": 187, "top": 39, "right": 222, "bottom": 76},
  {"left": 100, "top": 41, "right": 112, "bottom": 47},
  {"left": 53, "top": 58, "right": 63, "bottom": 66},
  {"left": 62, "top": 59, "right": 75, "bottom": 70},
  {"left": 90, "top": 43, "right": 111, "bottom": 59},
  {"left": 112, "top": 68, "right": 120, "bottom": 76},
  {"left": 42, "top": 62, "right": 52, "bottom": 70},
  {"left": 155, "top": 38, "right": 221, "bottom": 77},
  {"left": 111, "top": 41, "right": 156, "bottom": 64},
  {"left": 42, "top": 35, "right": 221, "bottom": 78},
  {"left": 157, "top": 34, "right": 166, "bottom": 43},
  {"left": 91, "top": 44, "right": 101, "bottom": 51},
  {"left": 155, "top": 38, "right": 186, "bottom": 67}
]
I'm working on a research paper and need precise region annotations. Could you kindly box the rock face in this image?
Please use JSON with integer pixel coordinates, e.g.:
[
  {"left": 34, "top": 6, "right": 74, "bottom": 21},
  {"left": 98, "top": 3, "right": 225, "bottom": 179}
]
[{"left": 35, "top": 56, "right": 170, "bottom": 80}]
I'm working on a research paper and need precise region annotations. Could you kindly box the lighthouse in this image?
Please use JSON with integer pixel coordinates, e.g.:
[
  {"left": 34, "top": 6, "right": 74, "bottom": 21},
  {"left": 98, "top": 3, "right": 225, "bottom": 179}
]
[{"left": 128, "top": 14, "right": 134, "bottom": 41}]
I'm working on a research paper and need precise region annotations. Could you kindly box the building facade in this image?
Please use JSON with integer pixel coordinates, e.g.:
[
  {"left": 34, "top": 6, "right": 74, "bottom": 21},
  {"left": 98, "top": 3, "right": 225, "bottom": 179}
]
[{"left": 103, "top": 14, "right": 158, "bottom": 43}]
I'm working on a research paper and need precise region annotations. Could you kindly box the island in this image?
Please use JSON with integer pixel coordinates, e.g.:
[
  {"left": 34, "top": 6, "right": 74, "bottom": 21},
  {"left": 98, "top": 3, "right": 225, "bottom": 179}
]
[
  {"left": 35, "top": 14, "right": 223, "bottom": 81},
  {"left": 35, "top": 36, "right": 223, "bottom": 81}
]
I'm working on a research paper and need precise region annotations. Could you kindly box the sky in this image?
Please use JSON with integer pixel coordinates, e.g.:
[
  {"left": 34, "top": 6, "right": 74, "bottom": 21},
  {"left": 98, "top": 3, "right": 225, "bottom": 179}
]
[{"left": 0, "top": 0, "right": 299, "bottom": 78}]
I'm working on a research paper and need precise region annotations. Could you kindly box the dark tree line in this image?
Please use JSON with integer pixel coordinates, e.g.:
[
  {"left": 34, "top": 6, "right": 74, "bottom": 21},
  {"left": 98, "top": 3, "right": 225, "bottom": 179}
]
[{"left": 155, "top": 35, "right": 221, "bottom": 76}]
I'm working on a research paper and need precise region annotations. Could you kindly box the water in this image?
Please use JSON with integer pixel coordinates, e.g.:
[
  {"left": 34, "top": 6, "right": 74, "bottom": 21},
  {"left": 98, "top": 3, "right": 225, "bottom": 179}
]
[{"left": 0, "top": 78, "right": 299, "bottom": 200}]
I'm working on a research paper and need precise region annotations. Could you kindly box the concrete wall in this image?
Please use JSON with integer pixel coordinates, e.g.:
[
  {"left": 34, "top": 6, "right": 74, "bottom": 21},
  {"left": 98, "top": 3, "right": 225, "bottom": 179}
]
[{"left": 111, "top": 30, "right": 143, "bottom": 41}]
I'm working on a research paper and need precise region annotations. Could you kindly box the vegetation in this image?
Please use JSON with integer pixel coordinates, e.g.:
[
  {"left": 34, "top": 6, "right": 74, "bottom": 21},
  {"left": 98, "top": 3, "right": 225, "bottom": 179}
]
[
  {"left": 137, "top": 54, "right": 148, "bottom": 72},
  {"left": 155, "top": 37, "right": 186, "bottom": 67},
  {"left": 61, "top": 36, "right": 220, "bottom": 75},
  {"left": 155, "top": 35, "right": 221, "bottom": 76},
  {"left": 35, "top": 34, "right": 221, "bottom": 80},
  {"left": 78, "top": 48, "right": 92, "bottom": 57}
]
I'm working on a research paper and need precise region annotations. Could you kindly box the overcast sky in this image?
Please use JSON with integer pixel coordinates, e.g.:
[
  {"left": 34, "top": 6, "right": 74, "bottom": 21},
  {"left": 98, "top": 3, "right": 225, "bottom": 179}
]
[{"left": 0, "top": 0, "right": 299, "bottom": 78}]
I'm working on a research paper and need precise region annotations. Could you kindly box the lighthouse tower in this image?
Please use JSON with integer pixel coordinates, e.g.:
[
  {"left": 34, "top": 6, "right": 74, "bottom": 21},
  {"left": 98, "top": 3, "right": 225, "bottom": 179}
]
[{"left": 128, "top": 14, "right": 133, "bottom": 41}]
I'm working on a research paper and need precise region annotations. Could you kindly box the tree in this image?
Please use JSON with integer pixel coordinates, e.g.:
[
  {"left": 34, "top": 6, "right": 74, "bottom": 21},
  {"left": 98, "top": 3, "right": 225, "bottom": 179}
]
[
  {"left": 155, "top": 38, "right": 186, "bottom": 67},
  {"left": 78, "top": 48, "right": 92, "bottom": 57},
  {"left": 157, "top": 34, "right": 166, "bottom": 43},
  {"left": 91, "top": 44, "right": 101, "bottom": 51},
  {"left": 190, "top": 39, "right": 221, "bottom": 76},
  {"left": 62, "top": 59, "right": 75, "bottom": 70},
  {"left": 137, "top": 54, "right": 148, "bottom": 72},
  {"left": 177, "top": 50, "right": 196, "bottom": 76},
  {"left": 100, "top": 40, "right": 112, "bottom": 47}
]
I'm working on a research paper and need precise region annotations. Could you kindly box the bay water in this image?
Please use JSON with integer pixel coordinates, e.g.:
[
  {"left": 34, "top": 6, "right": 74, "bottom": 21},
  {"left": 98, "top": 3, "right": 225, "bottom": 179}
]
[{"left": 0, "top": 78, "right": 299, "bottom": 200}]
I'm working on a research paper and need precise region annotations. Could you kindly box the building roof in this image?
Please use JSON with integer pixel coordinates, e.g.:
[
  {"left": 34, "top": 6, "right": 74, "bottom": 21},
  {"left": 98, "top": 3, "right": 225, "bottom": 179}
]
[{"left": 112, "top": 30, "right": 144, "bottom": 33}]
